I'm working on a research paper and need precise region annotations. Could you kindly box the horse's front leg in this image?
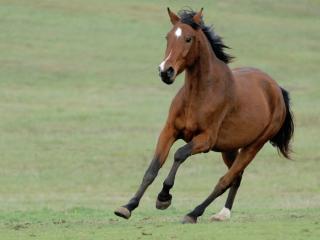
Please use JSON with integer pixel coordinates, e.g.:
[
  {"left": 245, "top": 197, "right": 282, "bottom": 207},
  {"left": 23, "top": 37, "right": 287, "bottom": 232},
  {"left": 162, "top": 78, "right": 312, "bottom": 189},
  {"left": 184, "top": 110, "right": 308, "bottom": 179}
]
[
  {"left": 114, "top": 126, "right": 176, "bottom": 219},
  {"left": 156, "top": 133, "right": 212, "bottom": 210}
]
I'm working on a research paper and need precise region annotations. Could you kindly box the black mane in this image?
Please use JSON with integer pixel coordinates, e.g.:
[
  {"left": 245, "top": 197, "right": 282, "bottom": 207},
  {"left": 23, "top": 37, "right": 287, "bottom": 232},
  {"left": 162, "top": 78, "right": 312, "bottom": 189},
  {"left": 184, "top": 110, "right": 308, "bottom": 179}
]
[{"left": 178, "top": 9, "right": 234, "bottom": 64}]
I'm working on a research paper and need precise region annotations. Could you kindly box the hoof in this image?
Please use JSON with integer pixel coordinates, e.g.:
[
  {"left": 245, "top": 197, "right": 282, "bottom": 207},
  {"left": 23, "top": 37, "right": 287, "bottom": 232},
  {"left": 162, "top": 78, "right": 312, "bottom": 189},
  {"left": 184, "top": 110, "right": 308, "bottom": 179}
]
[
  {"left": 114, "top": 206, "right": 131, "bottom": 219},
  {"left": 209, "top": 207, "right": 231, "bottom": 222},
  {"left": 181, "top": 215, "right": 197, "bottom": 224},
  {"left": 156, "top": 199, "right": 171, "bottom": 210}
]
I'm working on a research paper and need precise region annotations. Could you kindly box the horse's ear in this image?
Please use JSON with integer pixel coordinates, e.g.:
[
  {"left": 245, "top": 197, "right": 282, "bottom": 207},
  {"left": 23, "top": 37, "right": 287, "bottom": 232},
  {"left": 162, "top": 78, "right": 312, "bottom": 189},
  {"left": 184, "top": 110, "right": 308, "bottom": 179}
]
[
  {"left": 167, "top": 7, "right": 180, "bottom": 25},
  {"left": 193, "top": 8, "right": 203, "bottom": 25}
]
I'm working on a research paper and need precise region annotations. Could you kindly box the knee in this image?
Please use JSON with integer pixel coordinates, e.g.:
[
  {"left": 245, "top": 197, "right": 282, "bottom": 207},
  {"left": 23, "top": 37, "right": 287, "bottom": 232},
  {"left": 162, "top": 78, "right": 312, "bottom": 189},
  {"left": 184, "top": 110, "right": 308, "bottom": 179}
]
[
  {"left": 174, "top": 144, "right": 192, "bottom": 162},
  {"left": 174, "top": 149, "right": 185, "bottom": 162},
  {"left": 142, "top": 158, "right": 161, "bottom": 184}
]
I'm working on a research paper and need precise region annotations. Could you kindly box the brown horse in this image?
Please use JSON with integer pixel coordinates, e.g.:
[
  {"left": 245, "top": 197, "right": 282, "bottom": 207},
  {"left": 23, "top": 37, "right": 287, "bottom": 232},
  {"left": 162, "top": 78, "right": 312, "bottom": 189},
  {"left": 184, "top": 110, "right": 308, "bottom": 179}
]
[{"left": 115, "top": 8, "right": 294, "bottom": 223}]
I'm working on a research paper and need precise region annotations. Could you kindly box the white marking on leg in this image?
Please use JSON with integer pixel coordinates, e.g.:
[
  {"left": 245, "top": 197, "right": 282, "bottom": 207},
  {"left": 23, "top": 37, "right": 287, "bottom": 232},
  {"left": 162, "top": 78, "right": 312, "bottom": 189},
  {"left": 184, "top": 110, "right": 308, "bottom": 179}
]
[
  {"left": 159, "top": 51, "right": 172, "bottom": 71},
  {"left": 210, "top": 207, "right": 231, "bottom": 221},
  {"left": 175, "top": 27, "right": 182, "bottom": 38}
]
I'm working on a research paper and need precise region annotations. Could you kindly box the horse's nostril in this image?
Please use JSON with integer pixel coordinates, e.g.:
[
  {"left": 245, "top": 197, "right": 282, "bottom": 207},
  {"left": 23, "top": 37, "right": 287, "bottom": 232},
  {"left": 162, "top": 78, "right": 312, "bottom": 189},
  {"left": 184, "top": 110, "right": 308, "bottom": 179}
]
[{"left": 167, "top": 67, "right": 174, "bottom": 78}]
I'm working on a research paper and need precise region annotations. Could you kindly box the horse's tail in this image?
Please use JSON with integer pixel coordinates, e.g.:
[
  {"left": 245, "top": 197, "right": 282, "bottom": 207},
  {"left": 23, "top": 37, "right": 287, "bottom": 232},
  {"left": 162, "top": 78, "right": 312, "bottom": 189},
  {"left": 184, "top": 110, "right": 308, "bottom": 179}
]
[{"left": 269, "top": 87, "right": 294, "bottom": 159}]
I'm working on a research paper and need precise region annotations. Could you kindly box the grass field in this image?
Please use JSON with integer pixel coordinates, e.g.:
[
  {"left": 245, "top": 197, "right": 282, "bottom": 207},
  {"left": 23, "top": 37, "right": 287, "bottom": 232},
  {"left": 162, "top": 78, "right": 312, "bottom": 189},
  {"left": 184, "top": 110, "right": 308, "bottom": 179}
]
[{"left": 0, "top": 0, "right": 320, "bottom": 239}]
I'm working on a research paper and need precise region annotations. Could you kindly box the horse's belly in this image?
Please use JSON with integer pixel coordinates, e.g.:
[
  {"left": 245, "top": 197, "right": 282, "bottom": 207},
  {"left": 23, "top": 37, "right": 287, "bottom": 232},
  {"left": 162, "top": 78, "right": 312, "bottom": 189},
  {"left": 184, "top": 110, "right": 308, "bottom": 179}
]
[
  {"left": 214, "top": 108, "right": 270, "bottom": 151},
  {"left": 213, "top": 124, "right": 261, "bottom": 151}
]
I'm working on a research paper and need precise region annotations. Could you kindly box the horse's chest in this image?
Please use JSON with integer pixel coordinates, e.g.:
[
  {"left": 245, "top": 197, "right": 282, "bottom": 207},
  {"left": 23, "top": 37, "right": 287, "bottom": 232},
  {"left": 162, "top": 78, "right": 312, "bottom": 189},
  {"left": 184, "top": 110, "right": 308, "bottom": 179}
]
[
  {"left": 181, "top": 128, "right": 196, "bottom": 142},
  {"left": 176, "top": 114, "right": 199, "bottom": 142}
]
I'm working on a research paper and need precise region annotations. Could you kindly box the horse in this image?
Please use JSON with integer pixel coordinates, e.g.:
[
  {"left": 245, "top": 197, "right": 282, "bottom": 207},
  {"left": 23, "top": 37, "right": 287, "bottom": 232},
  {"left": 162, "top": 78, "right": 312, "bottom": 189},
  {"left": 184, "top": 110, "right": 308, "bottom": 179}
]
[{"left": 114, "top": 8, "right": 294, "bottom": 224}]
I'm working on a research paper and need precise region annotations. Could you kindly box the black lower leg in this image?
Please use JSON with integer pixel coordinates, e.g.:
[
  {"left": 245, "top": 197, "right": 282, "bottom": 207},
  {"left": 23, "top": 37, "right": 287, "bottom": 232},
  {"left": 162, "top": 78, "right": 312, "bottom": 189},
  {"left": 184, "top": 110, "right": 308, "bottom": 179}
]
[
  {"left": 124, "top": 197, "right": 139, "bottom": 212},
  {"left": 157, "top": 143, "right": 192, "bottom": 204},
  {"left": 187, "top": 179, "right": 231, "bottom": 219},
  {"left": 123, "top": 157, "right": 161, "bottom": 212},
  {"left": 157, "top": 161, "right": 179, "bottom": 202},
  {"left": 225, "top": 174, "right": 242, "bottom": 210},
  {"left": 157, "top": 183, "right": 173, "bottom": 202}
]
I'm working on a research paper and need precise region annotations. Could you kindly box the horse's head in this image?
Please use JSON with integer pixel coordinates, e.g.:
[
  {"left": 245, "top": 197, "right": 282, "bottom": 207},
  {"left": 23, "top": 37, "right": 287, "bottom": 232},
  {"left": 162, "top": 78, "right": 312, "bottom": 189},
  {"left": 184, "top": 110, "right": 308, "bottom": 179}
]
[{"left": 159, "top": 8, "right": 203, "bottom": 84}]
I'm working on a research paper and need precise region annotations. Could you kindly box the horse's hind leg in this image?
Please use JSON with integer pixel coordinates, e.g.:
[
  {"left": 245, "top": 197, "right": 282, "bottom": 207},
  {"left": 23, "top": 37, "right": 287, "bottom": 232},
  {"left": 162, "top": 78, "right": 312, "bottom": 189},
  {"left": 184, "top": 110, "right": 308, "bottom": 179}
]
[
  {"left": 210, "top": 151, "right": 243, "bottom": 221},
  {"left": 182, "top": 144, "right": 264, "bottom": 224}
]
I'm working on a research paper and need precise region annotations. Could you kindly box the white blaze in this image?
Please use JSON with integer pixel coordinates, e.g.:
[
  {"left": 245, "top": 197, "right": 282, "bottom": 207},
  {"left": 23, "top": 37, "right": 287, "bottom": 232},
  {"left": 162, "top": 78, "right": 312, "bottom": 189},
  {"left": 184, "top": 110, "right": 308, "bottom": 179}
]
[
  {"left": 175, "top": 27, "right": 182, "bottom": 38},
  {"left": 159, "top": 51, "right": 172, "bottom": 71}
]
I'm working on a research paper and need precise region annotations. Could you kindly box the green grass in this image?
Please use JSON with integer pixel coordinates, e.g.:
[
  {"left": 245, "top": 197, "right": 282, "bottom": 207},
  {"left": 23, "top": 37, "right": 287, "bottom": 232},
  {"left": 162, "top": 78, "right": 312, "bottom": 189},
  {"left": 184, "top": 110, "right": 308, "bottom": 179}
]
[{"left": 0, "top": 0, "right": 320, "bottom": 239}]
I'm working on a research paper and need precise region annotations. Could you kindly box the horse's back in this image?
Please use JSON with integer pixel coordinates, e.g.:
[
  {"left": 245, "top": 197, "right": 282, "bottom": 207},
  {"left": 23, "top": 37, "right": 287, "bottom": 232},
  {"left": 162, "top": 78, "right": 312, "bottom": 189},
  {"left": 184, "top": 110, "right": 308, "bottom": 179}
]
[{"left": 232, "top": 67, "right": 278, "bottom": 88}]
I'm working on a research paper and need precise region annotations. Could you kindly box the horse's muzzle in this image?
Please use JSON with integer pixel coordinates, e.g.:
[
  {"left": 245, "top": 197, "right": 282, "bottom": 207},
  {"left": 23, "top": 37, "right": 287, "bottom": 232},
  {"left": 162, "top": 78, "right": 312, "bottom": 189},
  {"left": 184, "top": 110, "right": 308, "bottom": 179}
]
[{"left": 159, "top": 67, "right": 175, "bottom": 85}]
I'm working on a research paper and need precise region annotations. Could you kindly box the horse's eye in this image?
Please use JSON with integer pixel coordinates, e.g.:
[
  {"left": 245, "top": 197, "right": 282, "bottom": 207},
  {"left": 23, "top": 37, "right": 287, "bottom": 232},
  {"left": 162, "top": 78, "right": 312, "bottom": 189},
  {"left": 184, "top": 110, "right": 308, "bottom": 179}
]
[{"left": 185, "top": 37, "right": 192, "bottom": 43}]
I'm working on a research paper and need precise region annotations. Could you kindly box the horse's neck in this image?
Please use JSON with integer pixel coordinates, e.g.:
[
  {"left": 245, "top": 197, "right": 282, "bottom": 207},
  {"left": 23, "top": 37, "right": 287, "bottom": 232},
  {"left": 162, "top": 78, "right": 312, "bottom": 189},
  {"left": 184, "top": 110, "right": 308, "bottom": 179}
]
[{"left": 184, "top": 40, "right": 232, "bottom": 98}]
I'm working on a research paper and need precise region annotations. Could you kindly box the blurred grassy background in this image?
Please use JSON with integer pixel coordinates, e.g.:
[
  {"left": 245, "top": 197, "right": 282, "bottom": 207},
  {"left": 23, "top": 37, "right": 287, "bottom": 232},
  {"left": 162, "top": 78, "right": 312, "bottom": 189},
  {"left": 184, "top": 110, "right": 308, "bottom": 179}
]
[{"left": 0, "top": 0, "right": 319, "bottom": 239}]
